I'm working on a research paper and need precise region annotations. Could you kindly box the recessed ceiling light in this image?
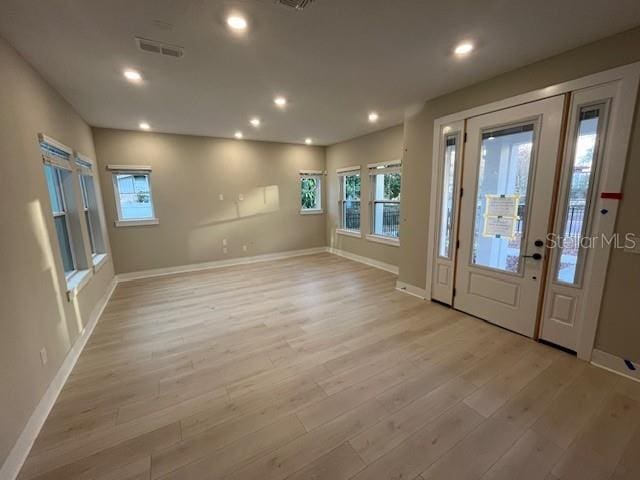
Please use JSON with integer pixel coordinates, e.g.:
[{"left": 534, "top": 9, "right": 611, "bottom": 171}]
[
  {"left": 368, "top": 112, "right": 379, "bottom": 123},
  {"left": 139, "top": 122, "right": 150, "bottom": 130},
  {"left": 227, "top": 14, "right": 248, "bottom": 32},
  {"left": 305, "top": 138, "right": 313, "bottom": 145},
  {"left": 274, "top": 96, "right": 287, "bottom": 107},
  {"left": 454, "top": 42, "right": 474, "bottom": 56},
  {"left": 235, "top": 131, "right": 243, "bottom": 139},
  {"left": 250, "top": 117, "right": 261, "bottom": 127},
  {"left": 123, "top": 69, "right": 142, "bottom": 82}
]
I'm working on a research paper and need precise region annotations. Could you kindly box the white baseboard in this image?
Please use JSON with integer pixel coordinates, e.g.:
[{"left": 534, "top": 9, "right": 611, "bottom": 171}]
[
  {"left": 0, "top": 276, "right": 118, "bottom": 480},
  {"left": 395, "top": 280, "right": 427, "bottom": 300},
  {"left": 117, "top": 247, "right": 329, "bottom": 282},
  {"left": 591, "top": 349, "right": 640, "bottom": 383},
  {"left": 327, "top": 247, "right": 399, "bottom": 275}
]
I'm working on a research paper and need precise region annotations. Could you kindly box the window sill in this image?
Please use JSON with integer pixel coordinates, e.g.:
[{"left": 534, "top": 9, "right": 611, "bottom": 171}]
[
  {"left": 366, "top": 234, "right": 400, "bottom": 247},
  {"left": 115, "top": 218, "right": 159, "bottom": 227},
  {"left": 336, "top": 228, "right": 362, "bottom": 239},
  {"left": 92, "top": 253, "right": 109, "bottom": 272},
  {"left": 66, "top": 269, "right": 93, "bottom": 301},
  {"left": 300, "top": 209, "right": 324, "bottom": 215}
]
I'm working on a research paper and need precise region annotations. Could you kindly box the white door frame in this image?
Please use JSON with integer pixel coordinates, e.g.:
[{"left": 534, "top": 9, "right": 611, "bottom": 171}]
[
  {"left": 430, "top": 120, "right": 464, "bottom": 305},
  {"left": 425, "top": 61, "right": 640, "bottom": 361}
]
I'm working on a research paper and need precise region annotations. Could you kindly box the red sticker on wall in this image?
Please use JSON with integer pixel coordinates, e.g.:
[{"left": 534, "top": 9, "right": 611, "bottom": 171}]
[{"left": 601, "top": 192, "right": 623, "bottom": 200}]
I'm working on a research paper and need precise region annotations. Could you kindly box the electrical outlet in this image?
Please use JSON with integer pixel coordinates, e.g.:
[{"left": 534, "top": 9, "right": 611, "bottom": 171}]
[
  {"left": 223, "top": 247, "right": 228, "bottom": 254},
  {"left": 242, "top": 245, "right": 248, "bottom": 252},
  {"left": 40, "top": 347, "right": 48, "bottom": 365},
  {"left": 238, "top": 194, "right": 244, "bottom": 201},
  {"left": 219, "top": 194, "right": 224, "bottom": 201},
  {"left": 222, "top": 238, "right": 227, "bottom": 247}
]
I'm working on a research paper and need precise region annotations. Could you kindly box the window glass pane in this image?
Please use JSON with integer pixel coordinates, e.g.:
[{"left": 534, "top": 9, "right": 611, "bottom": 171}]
[
  {"left": 373, "top": 173, "right": 401, "bottom": 201},
  {"left": 301, "top": 177, "right": 320, "bottom": 210},
  {"left": 85, "top": 210, "right": 96, "bottom": 254},
  {"left": 44, "top": 164, "right": 63, "bottom": 213},
  {"left": 343, "top": 201, "right": 360, "bottom": 231},
  {"left": 54, "top": 216, "right": 75, "bottom": 274},
  {"left": 344, "top": 174, "right": 360, "bottom": 200},
  {"left": 472, "top": 124, "right": 535, "bottom": 273},
  {"left": 555, "top": 106, "right": 602, "bottom": 285},
  {"left": 342, "top": 174, "right": 360, "bottom": 230},
  {"left": 81, "top": 175, "right": 97, "bottom": 254},
  {"left": 372, "top": 172, "right": 401, "bottom": 238},
  {"left": 438, "top": 136, "right": 457, "bottom": 258},
  {"left": 116, "top": 173, "right": 154, "bottom": 220},
  {"left": 80, "top": 175, "right": 90, "bottom": 209},
  {"left": 373, "top": 203, "right": 400, "bottom": 238}
]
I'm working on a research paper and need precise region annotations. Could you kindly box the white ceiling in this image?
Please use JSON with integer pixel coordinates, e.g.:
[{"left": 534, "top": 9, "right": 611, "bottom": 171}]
[{"left": 1, "top": 0, "right": 639, "bottom": 145}]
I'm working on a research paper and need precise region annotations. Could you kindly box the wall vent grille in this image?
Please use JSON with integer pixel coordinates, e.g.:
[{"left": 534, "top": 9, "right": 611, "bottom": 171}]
[
  {"left": 276, "top": 0, "right": 316, "bottom": 11},
  {"left": 136, "top": 37, "right": 184, "bottom": 58}
]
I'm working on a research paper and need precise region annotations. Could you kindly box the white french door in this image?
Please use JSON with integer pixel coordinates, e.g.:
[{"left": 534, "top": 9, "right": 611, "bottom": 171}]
[
  {"left": 428, "top": 66, "right": 640, "bottom": 356},
  {"left": 453, "top": 96, "right": 565, "bottom": 337}
]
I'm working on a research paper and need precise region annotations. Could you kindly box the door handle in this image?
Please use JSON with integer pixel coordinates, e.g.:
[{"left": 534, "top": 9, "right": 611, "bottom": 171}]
[{"left": 522, "top": 253, "right": 543, "bottom": 260}]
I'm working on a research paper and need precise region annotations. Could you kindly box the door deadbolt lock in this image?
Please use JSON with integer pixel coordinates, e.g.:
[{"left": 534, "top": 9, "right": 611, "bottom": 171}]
[{"left": 534, "top": 239, "right": 544, "bottom": 247}]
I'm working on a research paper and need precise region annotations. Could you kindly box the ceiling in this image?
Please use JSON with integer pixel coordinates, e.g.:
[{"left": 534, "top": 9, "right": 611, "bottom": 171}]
[{"left": 1, "top": 0, "right": 639, "bottom": 145}]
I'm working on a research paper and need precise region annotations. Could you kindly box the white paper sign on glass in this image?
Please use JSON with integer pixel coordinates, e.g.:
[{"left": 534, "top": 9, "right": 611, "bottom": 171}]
[
  {"left": 485, "top": 194, "right": 520, "bottom": 217},
  {"left": 483, "top": 216, "right": 518, "bottom": 238},
  {"left": 482, "top": 194, "right": 520, "bottom": 239}
]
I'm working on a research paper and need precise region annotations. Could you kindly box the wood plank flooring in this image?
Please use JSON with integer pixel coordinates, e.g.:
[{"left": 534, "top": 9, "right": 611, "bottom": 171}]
[{"left": 18, "top": 253, "right": 640, "bottom": 480}]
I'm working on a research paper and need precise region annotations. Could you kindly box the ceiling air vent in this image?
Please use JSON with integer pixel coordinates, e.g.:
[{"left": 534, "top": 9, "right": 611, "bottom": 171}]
[
  {"left": 136, "top": 37, "right": 184, "bottom": 58},
  {"left": 275, "top": 0, "right": 316, "bottom": 11}
]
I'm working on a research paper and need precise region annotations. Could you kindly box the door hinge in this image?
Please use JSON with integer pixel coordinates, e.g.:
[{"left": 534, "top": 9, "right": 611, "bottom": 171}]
[
  {"left": 456, "top": 240, "right": 460, "bottom": 249},
  {"left": 453, "top": 288, "right": 457, "bottom": 297},
  {"left": 463, "top": 132, "right": 467, "bottom": 143},
  {"left": 460, "top": 187, "right": 464, "bottom": 198}
]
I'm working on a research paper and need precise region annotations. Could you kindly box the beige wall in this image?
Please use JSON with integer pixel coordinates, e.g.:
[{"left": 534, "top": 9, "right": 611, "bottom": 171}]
[
  {"left": 0, "top": 37, "right": 115, "bottom": 466},
  {"left": 92, "top": 128, "right": 327, "bottom": 274},
  {"left": 398, "top": 27, "right": 640, "bottom": 361},
  {"left": 325, "top": 126, "right": 404, "bottom": 268}
]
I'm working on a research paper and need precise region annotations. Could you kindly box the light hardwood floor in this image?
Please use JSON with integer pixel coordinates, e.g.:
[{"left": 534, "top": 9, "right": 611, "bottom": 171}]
[{"left": 18, "top": 253, "right": 640, "bottom": 480}]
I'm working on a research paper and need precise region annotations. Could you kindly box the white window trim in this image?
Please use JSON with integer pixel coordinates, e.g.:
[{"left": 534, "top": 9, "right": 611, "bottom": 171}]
[
  {"left": 366, "top": 159, "right": 402, "bottom": 169},
  {"left": 107, "top": 164, "right": 152, "bottom": 172},
  {"left": 111, "top": 169, "right": 158, "bottom": 227},
  {"left": 368, "top": 161, "right": 401, "bottom": 242},
  {"left": 92, "top": 253, "right": 109, "bottom": 272},
  {"left": 40, "top": 134, "right": 109, "bottom": 303},
  {"left": 46, "top": 162, "right": 79, "bottom": 279},
  {"left": 366, "top": 234, "right": 400, "bottom": 246},
  {"left": 300, "top": 208, "right": 324, "bottom": 215},
  {"left": 336, "top": 228, "right": 362, "bottom": 238},
  {"left": 66, "top": 268, "right": 93, "bottom": 300},
  {"left": 115, "top": 218, "right": 160, "bottom": 227},
  {"left": 338, "top": 167, "right": 362, "bottom": 234}
]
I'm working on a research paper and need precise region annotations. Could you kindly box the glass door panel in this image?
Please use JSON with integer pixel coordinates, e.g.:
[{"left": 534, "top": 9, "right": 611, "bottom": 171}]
[
  {"left": 554, "top": 105, "right": 604, "bottom": 285},
  {"left": 471, "top": 124, "right": 535, "bottom": 274},
  {"left": 438, "top": 135, "right": 458, "bottom": 258}
]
